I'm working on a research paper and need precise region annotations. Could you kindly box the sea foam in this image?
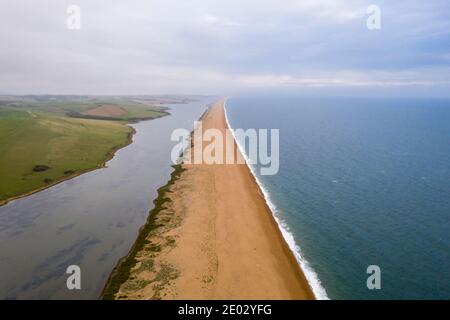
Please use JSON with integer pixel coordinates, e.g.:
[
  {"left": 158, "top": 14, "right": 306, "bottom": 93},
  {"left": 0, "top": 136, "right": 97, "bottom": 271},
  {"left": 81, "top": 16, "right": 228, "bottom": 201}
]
[{"left": 224, "top": 99, "right": 330, "bottom": 300}]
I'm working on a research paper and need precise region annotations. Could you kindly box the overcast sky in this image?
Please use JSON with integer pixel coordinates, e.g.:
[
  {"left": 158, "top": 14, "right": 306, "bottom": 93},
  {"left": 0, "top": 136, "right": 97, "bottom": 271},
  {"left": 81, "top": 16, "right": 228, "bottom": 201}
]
[{"left": 1, "top": 0, "right": 450, "bottom": 96}]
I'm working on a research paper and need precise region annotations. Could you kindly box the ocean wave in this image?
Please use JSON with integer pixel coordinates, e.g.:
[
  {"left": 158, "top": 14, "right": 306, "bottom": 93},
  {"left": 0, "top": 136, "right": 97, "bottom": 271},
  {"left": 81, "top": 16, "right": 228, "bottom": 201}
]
[{"left": 223, "top": 99, "right": 329, "bottom": 300}]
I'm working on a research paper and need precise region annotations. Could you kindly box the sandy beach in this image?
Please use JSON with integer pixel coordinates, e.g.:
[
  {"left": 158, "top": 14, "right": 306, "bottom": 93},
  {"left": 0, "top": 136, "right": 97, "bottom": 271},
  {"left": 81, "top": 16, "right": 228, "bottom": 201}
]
[{"left": 108, "top": 99, "right": 314, "bottom": 300}]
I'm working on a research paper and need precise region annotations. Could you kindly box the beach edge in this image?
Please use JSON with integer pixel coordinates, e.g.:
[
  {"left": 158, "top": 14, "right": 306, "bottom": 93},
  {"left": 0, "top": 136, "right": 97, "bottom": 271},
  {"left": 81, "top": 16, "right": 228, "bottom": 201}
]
[
  {"left": 102, "top": 99, "right": 317, "bottom": 300},
  {"left": 224, "top": 98, "right": 328, "bottom": 300}
]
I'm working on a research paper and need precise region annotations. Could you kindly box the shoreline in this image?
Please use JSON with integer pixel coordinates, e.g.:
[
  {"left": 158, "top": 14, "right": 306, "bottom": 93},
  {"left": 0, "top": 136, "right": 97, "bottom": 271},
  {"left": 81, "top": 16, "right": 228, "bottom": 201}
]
[
  {"left": 101, "top": 164, "right": 186, "bottom": 299},
  {"left": 104, "top": 99, "right": 315, "bottom": 299},
  {"left": 223, "top": 100, "right": 328, "bottom": 300},
  {"left": 101, "top": 107, "right": 211, "bottom": 299}
]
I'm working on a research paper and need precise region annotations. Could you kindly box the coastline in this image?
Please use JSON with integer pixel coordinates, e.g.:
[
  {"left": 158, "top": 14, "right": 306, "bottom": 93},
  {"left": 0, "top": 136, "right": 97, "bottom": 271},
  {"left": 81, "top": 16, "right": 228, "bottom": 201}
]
[
  {"left": 101, "top": 164, "right": 186, "bottom": 299},
  {"left": 103, "top": 99, "right": 315, "bottom": 299},
  {"left": 224, "top": 100, "right": 329, "bottom": 300}
]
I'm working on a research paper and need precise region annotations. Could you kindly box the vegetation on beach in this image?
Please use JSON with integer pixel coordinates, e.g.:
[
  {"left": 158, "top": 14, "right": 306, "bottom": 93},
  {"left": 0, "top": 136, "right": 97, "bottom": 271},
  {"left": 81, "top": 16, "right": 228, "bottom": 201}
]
[
  {"left": 101, "top": 164, "right": 185, "bottom": 300},
  {"left": 0, "top": 95, "right": 177, "bottom": 205}
]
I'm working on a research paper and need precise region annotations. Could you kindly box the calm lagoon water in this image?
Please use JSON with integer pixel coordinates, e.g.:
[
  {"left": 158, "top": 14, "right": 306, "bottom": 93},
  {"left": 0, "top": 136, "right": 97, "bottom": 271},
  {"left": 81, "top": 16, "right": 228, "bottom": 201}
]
[
  {"left": 0, "top": 100, "right": 208, "bottom": 299},
  {"left": 226, "top": 96, "right": 450, "bottom": 299}
]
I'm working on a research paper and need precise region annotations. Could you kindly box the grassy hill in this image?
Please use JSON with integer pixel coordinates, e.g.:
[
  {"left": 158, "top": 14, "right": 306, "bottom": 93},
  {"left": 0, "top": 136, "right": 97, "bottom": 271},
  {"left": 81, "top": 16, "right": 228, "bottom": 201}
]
[
  {"left": 0, "top": 95, "right": 195, "bottom": 205},
  {"left": 0, "top": 108, "right": 133, "bottom": 203}
]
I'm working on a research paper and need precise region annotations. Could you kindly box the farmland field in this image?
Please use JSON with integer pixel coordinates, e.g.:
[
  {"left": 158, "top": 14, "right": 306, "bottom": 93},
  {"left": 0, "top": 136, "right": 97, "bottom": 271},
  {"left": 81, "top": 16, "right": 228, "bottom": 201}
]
[{"left": 0, "top": 95, "right": 189, "bottom": 204}]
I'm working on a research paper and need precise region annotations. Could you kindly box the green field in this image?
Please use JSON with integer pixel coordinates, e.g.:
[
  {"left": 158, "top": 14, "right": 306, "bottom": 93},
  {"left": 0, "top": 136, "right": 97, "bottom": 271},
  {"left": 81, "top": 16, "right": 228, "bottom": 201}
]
[
  {"left": 0, "top": 96, "right": 170, "bottom": 121},
  {"left": 0, "top": 95, "right": 185, "bottom": 204}
]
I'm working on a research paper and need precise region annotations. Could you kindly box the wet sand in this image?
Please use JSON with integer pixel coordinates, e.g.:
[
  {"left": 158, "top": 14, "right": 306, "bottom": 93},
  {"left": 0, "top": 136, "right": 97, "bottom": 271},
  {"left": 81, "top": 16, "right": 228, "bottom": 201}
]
[{"left": 112, "top": 99, "right": 314, "bottom": 299}]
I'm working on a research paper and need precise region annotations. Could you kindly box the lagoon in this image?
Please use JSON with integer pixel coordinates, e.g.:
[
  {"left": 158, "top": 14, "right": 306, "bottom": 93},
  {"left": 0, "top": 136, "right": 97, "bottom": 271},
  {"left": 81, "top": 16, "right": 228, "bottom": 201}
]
[{"left": 0, "top": 100, "right": 208, "bottom": 299}]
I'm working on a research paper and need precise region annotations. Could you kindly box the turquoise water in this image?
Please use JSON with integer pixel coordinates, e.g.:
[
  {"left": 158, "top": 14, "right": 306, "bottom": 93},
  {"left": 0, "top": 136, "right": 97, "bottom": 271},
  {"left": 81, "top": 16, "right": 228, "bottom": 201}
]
[{"left": 225, "top": 96, "right": 450, "bottom": 300}]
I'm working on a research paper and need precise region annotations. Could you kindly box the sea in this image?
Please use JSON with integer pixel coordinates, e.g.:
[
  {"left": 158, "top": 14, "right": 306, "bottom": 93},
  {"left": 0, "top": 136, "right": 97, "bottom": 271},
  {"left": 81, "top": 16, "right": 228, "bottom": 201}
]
[{"left": 225, "top": 95, "right": 450, "bottom": 299}]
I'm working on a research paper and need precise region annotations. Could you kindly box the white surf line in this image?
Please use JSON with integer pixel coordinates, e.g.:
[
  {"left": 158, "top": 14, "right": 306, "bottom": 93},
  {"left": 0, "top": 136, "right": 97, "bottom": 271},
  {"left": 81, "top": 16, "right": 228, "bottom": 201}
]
[{"left": 223, "top": 98, "right": 330, "bottom": 300}]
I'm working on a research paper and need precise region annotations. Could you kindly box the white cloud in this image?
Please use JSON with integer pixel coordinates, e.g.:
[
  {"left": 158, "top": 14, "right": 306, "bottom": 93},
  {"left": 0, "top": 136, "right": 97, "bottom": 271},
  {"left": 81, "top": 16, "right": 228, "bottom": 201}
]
[
  {"left": 233, "top": 68, "right": 449, "bottom": 89},
  {"left": 0, "top": 0, "right": 449, "bottom": 95},
  {"left": 203, "top": 14, "right": 244, "bottom": 27},
  {"left": 287, "top": 0, "right": 367, "bottom": 22}
]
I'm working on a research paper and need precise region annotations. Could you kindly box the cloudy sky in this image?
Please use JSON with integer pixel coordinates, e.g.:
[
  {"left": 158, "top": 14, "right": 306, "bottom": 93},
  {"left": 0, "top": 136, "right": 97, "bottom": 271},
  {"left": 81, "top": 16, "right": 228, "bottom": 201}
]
[{"left": 1, "top": 0, "right": 450, "bottom": 96}]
